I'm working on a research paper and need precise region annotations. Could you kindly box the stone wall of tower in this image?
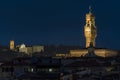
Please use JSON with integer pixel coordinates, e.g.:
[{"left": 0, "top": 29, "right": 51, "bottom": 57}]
[
  {"left": 10, "top": 40, "right": 15, "bottom": 50},
  {"left": 84, "top": 8, "right": 97, "bottom": 48},
  {"left": 86, "top": 38, "right": 95, "bottom": 47}
]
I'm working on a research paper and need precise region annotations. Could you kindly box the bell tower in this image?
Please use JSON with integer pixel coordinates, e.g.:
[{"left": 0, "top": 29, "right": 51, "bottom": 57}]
[
  {"left": 84, "top": 6, "right": 97, "bottom": 48},
  {"left": 10, "top": 40, "right": 15, "bottom": 50}
]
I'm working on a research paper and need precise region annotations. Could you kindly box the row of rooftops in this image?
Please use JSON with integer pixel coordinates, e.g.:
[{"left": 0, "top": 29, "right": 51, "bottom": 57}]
[
  {"left": 0, "top": 56, "right": 120, "bottom": 80},
  {"left": 1, "top": 55, "right": 120, "bottom": 67}
]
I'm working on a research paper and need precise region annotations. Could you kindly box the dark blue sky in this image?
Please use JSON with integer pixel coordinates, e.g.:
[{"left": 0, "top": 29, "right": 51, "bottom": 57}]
[{"left": 0, "top": 0, "right": 120, "bottom": 49}]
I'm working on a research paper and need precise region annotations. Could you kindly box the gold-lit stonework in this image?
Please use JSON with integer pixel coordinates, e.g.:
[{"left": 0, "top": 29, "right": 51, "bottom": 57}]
[
  {"left": 10, "top": 40, "right": 15, "bottom": 50},
  {"left": 70, "top": 48, "right": 118, "bottom": 57},
  {"left": 56, "top": 6, "right": 118, "bottom": 58},
  {"left": 84, "top": 6, "right": 97, "bottom": 48}
]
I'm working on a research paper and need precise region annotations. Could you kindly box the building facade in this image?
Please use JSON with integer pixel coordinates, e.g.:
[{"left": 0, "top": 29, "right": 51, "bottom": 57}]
[{"left": 70, "top": 48, "right": 118, "bottom": 57}]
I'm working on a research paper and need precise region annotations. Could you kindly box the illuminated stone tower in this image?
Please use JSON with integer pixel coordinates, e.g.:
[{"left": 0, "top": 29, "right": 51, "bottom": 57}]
[
  {"left": 84, "top": 6, "right": 97, "bottom": 48},
  {"left": 10, "top": 40, "right": 15, "bottom": 50}
]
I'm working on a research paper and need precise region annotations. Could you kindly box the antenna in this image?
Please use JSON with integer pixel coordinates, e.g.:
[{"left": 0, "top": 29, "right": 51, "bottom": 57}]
[{"left": 89, "top": 6, "right": 92, "bottom": 13}]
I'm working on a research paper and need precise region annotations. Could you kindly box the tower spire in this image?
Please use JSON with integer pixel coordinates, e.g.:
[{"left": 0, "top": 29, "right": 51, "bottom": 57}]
[{"left": 89, "top": 6, "right": 92, "bottom": 13}]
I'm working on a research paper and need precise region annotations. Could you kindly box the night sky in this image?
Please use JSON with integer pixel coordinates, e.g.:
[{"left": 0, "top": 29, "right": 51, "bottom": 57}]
[{"left": 0, "top": 0, "right": 120, "bottom": 49}]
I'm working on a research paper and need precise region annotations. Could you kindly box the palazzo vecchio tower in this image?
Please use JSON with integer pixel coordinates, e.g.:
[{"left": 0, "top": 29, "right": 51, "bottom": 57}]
[{"left": 84, "top": 6, "right": 97, "bottom": 48}]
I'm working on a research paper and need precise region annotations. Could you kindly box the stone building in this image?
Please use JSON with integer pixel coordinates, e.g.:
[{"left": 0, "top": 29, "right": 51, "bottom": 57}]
[{"left": 56, "top": 7, "right": 118, "bottom": 58}]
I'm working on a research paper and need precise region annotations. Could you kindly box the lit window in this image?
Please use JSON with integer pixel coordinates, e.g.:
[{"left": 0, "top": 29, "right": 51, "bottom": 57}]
[
  {"left": 49, "top": 68, "right": 53, "bottom": 72},
  {"left": 31, "top": 68, "right": 34, "bottom": 72}
]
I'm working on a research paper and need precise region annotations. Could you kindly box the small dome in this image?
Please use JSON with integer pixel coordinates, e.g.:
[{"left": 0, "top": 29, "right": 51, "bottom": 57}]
[{"left": 20, "top": 44, "right": 26, "bottom": 48}]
